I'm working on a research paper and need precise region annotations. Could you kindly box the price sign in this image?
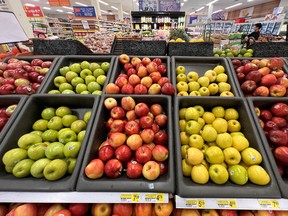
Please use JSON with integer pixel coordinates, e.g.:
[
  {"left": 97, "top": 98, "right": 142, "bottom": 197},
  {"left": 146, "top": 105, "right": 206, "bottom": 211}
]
[
  {"left": 216, "top": 200, "right": 237, "bottom": 208},
  {"left": 258, "top": 200, "right": 280, "bottom": 209},
  {"left": 120, "top": 194, "right": 140, "bottom": 203},
  {"left": 145, "top": 193, "right": 165, "bottom": 203},
  {"left": 185, "top": 200, "right": 206, "bottom": 208},
  {"left": 81, "top": 20, "right": 90, "bottom": 29}
]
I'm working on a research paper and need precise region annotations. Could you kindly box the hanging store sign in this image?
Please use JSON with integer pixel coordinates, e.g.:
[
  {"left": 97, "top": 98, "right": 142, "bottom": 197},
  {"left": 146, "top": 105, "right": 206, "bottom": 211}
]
[
  {"left": 73, "top": 6, "right": 96, "bottom": 18},
  {"left": 239, "top": 7, "right": 254, "bottom": 18},
  {"left": 159, "top": 0, "right": 181, "bottom": 11},
  {"left": 48, "top": 0, "right": 70, "bottom": 6},
  {"left": 23, "top": 6, "right": 43, "bottom": 18}
]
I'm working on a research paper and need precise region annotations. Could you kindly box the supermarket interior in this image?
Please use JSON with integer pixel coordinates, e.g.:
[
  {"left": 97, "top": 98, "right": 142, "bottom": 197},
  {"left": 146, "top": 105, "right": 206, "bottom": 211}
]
[{"left": 0, "top": 0, "right": 288, "bottom": 215}]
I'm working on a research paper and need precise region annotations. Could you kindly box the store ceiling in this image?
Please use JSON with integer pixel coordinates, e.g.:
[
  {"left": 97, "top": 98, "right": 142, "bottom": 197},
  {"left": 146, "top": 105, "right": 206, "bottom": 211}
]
[{"left": 20, "top": 0, "right": 275, "bottom": 17}]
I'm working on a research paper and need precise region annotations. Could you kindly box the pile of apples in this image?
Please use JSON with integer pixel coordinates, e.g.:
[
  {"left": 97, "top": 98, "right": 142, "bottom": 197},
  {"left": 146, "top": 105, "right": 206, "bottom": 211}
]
[
  {"left": 85, "top": 96, "right": 169, "bottom": 181},
  {"left": 175, "top": 65, "right": 234, "bottom": 96},
  {"left": 254, "top": 102, "right": 288, "bottom": 177},
  {"left": 105, "top": 54, "right": 175, "bottom": 95},
  {"left": 179, "top": 105, "right": 270, "bottom": 185},
  {"left": 2, "top": 106, "right": 91, "bottom": 181},
  {"left": 232, "top": 57, "right": 287, "bottom": 97},
  {"left": 50, "top": 60, "right": 110, "bottom": 95},
  {"left": 0, "top": 104, "right": 17, "bottom": 132},
  {"left": 0, "top": 58, "right": 52, "bottom": 95}
]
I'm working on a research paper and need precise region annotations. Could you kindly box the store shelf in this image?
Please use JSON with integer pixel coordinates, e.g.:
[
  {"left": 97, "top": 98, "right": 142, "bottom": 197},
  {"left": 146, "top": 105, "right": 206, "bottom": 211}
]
[{"left": 175, "top": 196, "right": 288, "bottom": 210}]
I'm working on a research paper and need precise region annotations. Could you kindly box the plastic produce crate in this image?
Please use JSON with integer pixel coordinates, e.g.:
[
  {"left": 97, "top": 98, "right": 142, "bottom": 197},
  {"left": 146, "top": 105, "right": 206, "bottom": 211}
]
[
  {"left": 2, "top": 56, "right": 60, "bottom": 94},
  {"left": 77, "top": 95, "right": 175, "bottom": 193},
  {"left": 174, "top": 97, "right": 281, "bottom": 198},
  {"left": 0, "top": 95, "right": 100, "bottom": 191},
  {"left": 171, "top": 56, "right": 240, "bottom": 97},
  {"left": 247, "top": 97, "right": 288, "bottom": 198},
  {"left": 121, "top": 40, "right": 167, "bottom": 56},
  {"left": 0, "top": 95, "right": 28, "bottom": 143},
  {"left": 39, "top": 55, "right": 115, "bottom": 94},
  {"left": 167, "top": 42, "right": 213, "bottom": 56}
]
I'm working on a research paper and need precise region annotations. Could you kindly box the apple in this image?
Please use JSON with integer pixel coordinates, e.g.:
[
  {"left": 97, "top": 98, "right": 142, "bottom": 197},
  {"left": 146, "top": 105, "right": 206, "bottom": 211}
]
[
  {"left": 135, "top": 204, "right": 153, "bottom": 216},
  {"left": 105, "top": 83, "right": 120, "bottom": 94},
  {"left": 135, "top": 146, "right": 152, "bottom": 164},
  {"left": 150, "top": 104, "right": 163, "bottom": 116},
  {"left": 139, "top": 115, "right": 153, "bottom": 129},
  {"left": 277, "top": 76, "right": 288, "bottom": 88},
  {"left": 98, "top": 145, "right": 115, "bottom": 162},
  {"left": 113, "top": 203, "right": 133, "bottom": 216},
  {"left": 14, "top": 204, "right": 37, "bottom": 216},
  {"left": 271, "top": 117, "right": 287, "bottom": 128},
  {"left": 146, "top": 62, "right": 158, "bottom": 73},
  {"left": 68, "top": 203, "right": 89, "bottom": 216},
  {"left": 28, "top": 143, "right": 48, "bottom": 160},
  {"left": 150, "top": 72, "right": 161, "bottom": 83},
  {"left": 128, "top": 74, "right": 140, "bottom": 87},
  {"left": 104, "top": 158, "right": 122, "bottom": 178},
  {"left": 161, "top": 82, "right": 175, "bottom": 95},
  {"left": 140, "top": 128, "right": 155, "bottom": 143},
  {"left": 121, "top": 84, "right": 134, "bottom": 94},
  {"left": 126, "top": 134, "right": 143, "bottom": 150},
  {"left": 137, "top": 66, "right": 148, "bottom": 78},
  {"left": 45, "top": 142, "right": 64, "bottom": 159},
  {"left": 131, "top": 57, "right": 142, "bottom": 66},
  {"left": 115, "top": 145, "right": 132, "bottom": 162},
  {"left": 124, "top": 63, "right": 134, "bottom": 72},
  {"left": 253, "top": 86, "right": 269, "bottom": 96},
  {"left": 244, "top": 63, "right": 258, "bottom": 74},
  {"left": 70, "top": 120, "right": 86, "bottom": 133},
  {"left": 85, "top": 158, "right": 104, "bottom": 179},
  {"left": 258, "top": 67, "right": 271, "bottom": 76},
  {"left": 245, "top": 70, "right": 261, "bottom": 83},
  {"left": 272, "top": 69, "right": 285, "bottom": 78},
  {"left": 157, "top": 64, "right": 167, "bottom": 75},
  {"left": 269, "top": 57, "right": 284, "bottom": 70},
  {"left": 241, "top": 80, "right": 257, "bottom": 93},
  {"left": 154, "top": 131, "right": 168, "bottom": 145},
  {"left": 261, "top": 74, "right": 277, "bottom": 87},
  {"left": 269, "top": 84, "right": 286, "bottom": 97},
  {"left": 91, "top": 204, "right": 112, "bottom": 216},
  {"left": 101, "top": 62, "right": 110, "bottom": 73},
  {"left": 152, "top": 145, "right": 168, "bottom": 161},
  {"left": 63, "top": 141, "right": 81, "bottom": 158},
  {"left": 93, "top": 68, "right": 105, "bottom": 78},
  {"left": 264, "top": 120, "right": 279, "bottom": 131},
  {"left": 154, "top": 201, "right": 173, "bottom": 216},
  {"left": 158, "top": 77, "right": 169, "bottom": 87},
  {"left": 271, "top": 103, "right": 288, "bottom": 117},
  {"left": 115, "top": 76, "right": 128, "bottom": 88},
  {"left": 110, "top": 119, "right": 125, "bottom": 133},
  {"left": 134, "top": 84, "right": 147, "bottom": 94},
  {"left": 104, "top": 97, "right": 118, "bottom": 110},
  {"left": 269, "top": 130, "right": 287, "bottom": 146},
  {"left": 125, "top": 120, "right": 140, "bottom": 135},
  {"left": 119, "top": 54, "right": 130, "bottom": 65},
  {"left": 43, "top": 159, "right": 67, "bottom": 181},
  {"left": 140, "top": 76, "right": 153, "bottom": 88},
  {"left": 142, "top": 57, "right": 152, "bottom": 66},
  {"left": 142, "top": 160, "right": 160, "bottom": 180},
  {"left": 12, "top": 158, "right": 34, "bottom": 178},
  {"left": 126, "top": 159, "right": 143, "bottom": 178},
  {"left": 43, "top": 204, "right": 65, "bottom": 216},
  {"left": 148, "top": 83, "right": 161, "bottom": 94},
  {"left": 260, "top": 109, "right": 273, "bottom": 121},
  {"left": 127, "top": 68, "right": 137, "bottom": 77},
  {"left": 121, "top": 96, "right": 135, "bottom": 111},
  {"left": 110, "top": 106, "right": 125, "bottom": 120},
  {"left": 109, "top": 132, "right": 127, "bottom": 148},
  {"left": 155, "top": 114, "right": 167, "bottom": 127},
  {"left": 135, "top": 103, "right": 149, "bottom": 117}
]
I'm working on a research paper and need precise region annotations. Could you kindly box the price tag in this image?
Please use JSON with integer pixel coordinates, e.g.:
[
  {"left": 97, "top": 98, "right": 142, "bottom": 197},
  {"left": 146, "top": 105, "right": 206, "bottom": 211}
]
[
  {"left": 258, "top": 200, "right": 280, "bottom": 209},
  {"left": 145, "top": 193, "right": 165, "bottom": 202},
  {"left": 185, "top": 200, "right": 206, "bottom": 208},
  {"left": 120, "top": 194, "right": 140, "bottom": 203},
  {"left": 216, "top": 200, "right": 237, "bottom": 208}
]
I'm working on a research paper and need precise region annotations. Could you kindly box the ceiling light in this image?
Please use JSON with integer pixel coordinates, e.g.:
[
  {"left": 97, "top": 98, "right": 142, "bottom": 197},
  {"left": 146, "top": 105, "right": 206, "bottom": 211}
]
[
  {"left": 225, "top": 3, "right": 242, "bottom": 9},
  {"left": 247, "top": 0, "right": 254, "bottom": 1},
  {"left": 101, "top": 9, "right": 108, "bottom": 13},
  {"left": 75, "top": 2, "right": 87, "bottom": 6},
  {"left": 184, "top": 0, "right": 187, "bottom": 2},
  {"left": 196, "top": 6, "right": 204, "bottom": 12},
  {"left": 63, "top": 6, "right": 73, "bottom": 10},
  {"left": 123, "top": 11, "right": 129, "bottom": 15},
  {"left": 56, "top": 9, "right": 63, "bottom": 12},
  {"left": 206, "top": 0, "right": 218, "bottom": 6},
  {"left": 24, "top": 3, "right": 35, "bottom": 6},
  {"left": 43, "top": 7, "right": 51, "bottom": 10},
  {"left": 136, "top": 3, "right": 139, "bottom": 6},
  {"left": 190, "top": 12, "right": 195, "bottom": 15},
  {"left": 181, "top": 3, "right": 184, "bottom": 7},
  {"left": 67, "top": 12, "right": 73, "bottom": 14},
  {"left": 111, "top": 6, "right": 119, "bottom": 10},
  {"left": 212, "top": 9, "right": 222, "bottom": 14},
  {"left": 99, "top": 0, "right": 109, "bottom": 5}
]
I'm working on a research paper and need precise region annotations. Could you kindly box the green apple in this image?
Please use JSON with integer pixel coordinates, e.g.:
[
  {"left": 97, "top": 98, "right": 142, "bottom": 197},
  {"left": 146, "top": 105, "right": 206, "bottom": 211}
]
[
  {"left": 216, "top": 133, "right": 232, "bottom": 149},
  {"left": 58, "top": 128, "right": 72, "bottom": 137},
  {"left": 84, "top": 111, "right": 91, "bottom": 123},
  {"left": 176, "top": 74, "right": 187, "bottom": 82},
  {"left": 80, "top": 69, "right": 93, "bottom": 79},
  {"left": 63, "top": 141, "right": 81, "bottom": 158},
  {"left": 62, "top": 114, "right": 78, "bottom": 127},
  {"left": 209, "top": 164, "right": 229, "bottom": 184},
  {"left": 204, "top": 70, "right": 217, "bottom": 82},
  {"left": 205, "top": 146, "right": 224, "bottom": 164},
  {"left": 176, "top": 81, "right": 188, "bottom": 92},
  {"left": 179, "top": 108, "right": 187, "bottom": 120},
  {"left": 176, "top": 65, "right": 186, "bottom": 75},
  {"left": 212, "top": 106, "right": 225, "bottom": 118},
  {"left": 53, "top": 76, "right": 67, "bottom": 88},
  {"left": 30, "top": 158, "right": 51, "bottom": 178},
  {"left": 12, "top": 159, "right": 34, "bottom": 178},
  {"left": 28, "top": 143, "right": 49, "bottom": 160},
  {"left": 69, "top": 63, "right": 82, "bottom": 73},
  {"left": 197, "top": 76, "right": 210, "bottom": 87},
  {"left": 56, "top": 106, "right": 72, "bottom": 117},
  {"left": 77, "top": 130, "right": 86, "bottom": 142},
  {"left": 212, "top": 118, "right": 228, "bottom": 133},
  {"left": 45, "top": 142, "right": 65, "bottom": 159},
  {"left": 241, "top": 147, "right": 262, "bottom": 166},
  {"left": 199, "top": 87, "right": 210, "bottom": 96},
  {"left": 80, "top": 61, "right": 90, "bottom": 69},
  {"left": 188, "top": 81, "right": 200, "bottom": 92},
  {"left": 66, "top": 158, "right": 77, "bottom": 174},
  {"left": 232, "top": 135, "right": 249, "bottom": 151},
  {"left": 41, "top": 107, "right": 56, "bottom": 120},
  {"left": 191, "top": 164, "right": 209, "bottom": 184},
  {"left": 208, "top": 83, "right": 219, "bottom": 95},
  {"left": 47, "top": 116, "right": 63, "bottom": 130},
  {"left": 18, "top": 133, "right": 42, "bottom": 149},
  {"left": 179, "top": 120, "right": 187, "bottom": 132},
  {"left": 66, "top": 71, "right": 78, "bottom": 82},
  {"left": 30, "top": 131, "right": 42, "bottom": 136},
  {"left": 189, "top": 134, "right": 204, "bottom": 149},
  {"left": 202, "top": 112, "right": 215, "bottom": 124},
  {"left": 224, "top": 147, "right": 241, "bottom": 165},
  {"left": 71, "top": 77, "right": 84, "bottom": 87},
  {"left": 185, "top": 120, "right": 201, "bottom": 135},
  {"left": 59, "top": 83, "right": 73, "bottom": 93},
  {"left": 218, "top": 82, "right": 231, "bottom": 93},
  {"left": 5, "top": 166, "right": 13, "bottom": 173},
  {"left": 90, "top": 62, "right": 101, "bottom": 71},
  {"left": 43, "top": 159, "right": 67, "bottom": 181},
  {"left": 189, "top": 91, "right": 201, "bottom": 96},
  {"left": 2, "top": 148, "right": 28, "bottom": 167},
  {"left": 185, "top": 147, "right": 204, "bottom": 166},
  {"left": 185, "top": 107, "right": 199, "bottom": 121},
  {"left": 80, "top": 91, "right": 90, "bottom": 94},
  {"left": 216, "top": 73, "right": 228, "bottom": 83},
  {"left": 101, "top": 62, "right": 110, "bottom": 73},
  {"left": 48, "top": 90, "right": 61, "bottom": 94},
  {"left": 201, "top": 125, "right": 217, "bottom": 142},
  {"left": 58, "top": 129, "right": 77, "bottom": 144},
  {"left": 76, "top": 83, "right": 88, "bottom": 94},
  {"left": 93, "top": 68, "right": 105, "bottom": 78},
  {"left": 228, "top": 164, "right": 248, "bottom": 185},
  {"left": 71, "top": 120, "right": 87, "bottom": 133},
  {"left": 187, "top": 71, "right": 199, "bottom": 82},
  {"left": 182, "top": 159, "right": 192, "bottom": 177},
  {"left": 181, "top": 145, "right": 189, "bottom": 158},
  {"left": 193, "top": 105, "right": 204, "bottom": 117},
  {"left": 87, "top": 82, "right": 101, "bottom": 93},
  {"left": 62, "top": 89, "right": 75, "bottom": 94},
  {"left": 96, "top": 75, "right": 107, "bottom": 86},
  {"left": 59, "top": 66, "right": 70, "bottom": 76},
  {"left": 225, "top": 108, "right": 239, "bottom": 120},
  {"left": 228, "top": 120, "right": 241, "bottom": 132},
  {"left": 180, "top": 131, "right": 189, "bottom": 145},
  {"left": 32, "top": 119, "right": 48, "bottom": 131},
  {"left": 85, "top": 75, "right": 96, "bottom": 85}
]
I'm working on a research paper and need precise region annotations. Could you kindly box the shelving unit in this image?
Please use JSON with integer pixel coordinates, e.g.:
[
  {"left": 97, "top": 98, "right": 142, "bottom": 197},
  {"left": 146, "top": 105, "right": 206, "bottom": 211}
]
[{"left": 46, "top": 17, "right": 74, "bottom": 39}]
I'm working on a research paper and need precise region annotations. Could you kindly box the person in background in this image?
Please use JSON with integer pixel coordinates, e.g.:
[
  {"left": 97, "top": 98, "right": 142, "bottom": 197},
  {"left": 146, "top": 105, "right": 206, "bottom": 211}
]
[{"left": 244, "top": 23, "right": 262, "bottom": 47}]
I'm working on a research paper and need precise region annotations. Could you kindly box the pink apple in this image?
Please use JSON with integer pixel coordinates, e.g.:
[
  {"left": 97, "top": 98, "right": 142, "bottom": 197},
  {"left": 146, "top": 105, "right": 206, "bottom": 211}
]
[
  {"left": 155, "top": 114, "right": 168, "bottom": 127},
  {"left": 149, "top": 72, "right": 162, "bottom": 83},
  {"left": 139, "top": 115, "right": 153, "bottom": 129},
  {"left": 135, "top": 146, "right": 152, "bottom": 164},
  {"left": 121, "top": 84, "right": 134, "bottom": 94},
  {"left": 115, "top": 76, "right": 128, "bottom": 88},
  {"left": 126, "top": 134, "right": 143, "bottom": 150},
  {"left": 106, "top": 83, "right": 120, "bottom": 94},
  {"left": 134, "top": 84, "right": 147, "bottom": 94},
  {"left": 146, "top": 62, "right": 158, "bottom": 73}
]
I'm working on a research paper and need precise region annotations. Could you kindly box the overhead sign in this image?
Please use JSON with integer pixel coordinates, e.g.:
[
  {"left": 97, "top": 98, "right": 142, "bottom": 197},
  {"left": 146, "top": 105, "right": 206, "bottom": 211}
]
[
  {"left": 239, "top": 7, "right": 254, "bottom": 18},
  {"left": 48, "top": 0, "right": 70, "bottom": 6},
  {"left": 159, "top": 0, "right": 181, "bottom": 11},
  {"left": 73, "top": 6, "right": 96, "bottom": 18},
  {"left": 23, "top": 6, "right": 43, "bottom": 18}
]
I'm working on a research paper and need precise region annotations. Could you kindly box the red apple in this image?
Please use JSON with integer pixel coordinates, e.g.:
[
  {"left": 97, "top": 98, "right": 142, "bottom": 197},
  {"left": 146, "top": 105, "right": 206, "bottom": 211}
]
[
  {"left": 219, "top": 210, "right": 238, "bottom": 216},
  {"left": 110, "top": 106, "right": 125, "bottom": 120},
  {"left": 268, "top": 57, "right": 284, "bottom": 70},
  {"left": 269, "top": 130, "right": 288, "bottom": 146},
  {"left": 0, "top": 117, "right": 8, "bottom": 131},
  {"left": 125, "top": 120, "right": 140, "bottom": 135},
  {"left": 0, "top": 108, "right": 8, "bottom": 118},
  {"left": 260, "top": 109, "right": 273, "bottom": 121},
  {"left": 272, "top": 117, "right": 287, "bottom": 128},
  {"left": 264, "top": 120, "right": 279, "bottom": 131},
  {"left": 244, "top": 63, "right": 258, "bottom": 74},
  {"left": 241, "top": 59, "right": 250, "bottom": 65},
  {"left": 274, "top": 146, "right": 288, "bottom": 165},
  {"left": 144, "top": 142, "right": 155, "bottom": 151},
  {"left": 147, "top": 112, "right": 154, "bottom": 120},
  {"left": 127, "top": 68, "right": 137, "bottom": 77},
  {"left": 155, "top": 114, "right": 168, "bottom": 127},
  {"left": 134, "top": 84, "right": 147, "bottom": 94},
  {"left": 104, "top": 158, "right": 123, "bottom": 178},
  {"left": 261, "top": 74, "right": 277, "bottom": 87},
  {"left": 245, "top": 70, "right": 261, "bottom": 83},
  {"left": 271, "top": 103, "right": 288, "bottom": 117},
  {"left": 16, "top": 85, "right": 35, "bottom": 95},
  {"left": 106, "top": 83, "right": 120, "bottom": 94},
  {"left": 0, "top": 84, "right": 15, "bottom": 95},
  {"left": 31, "top": 58, "right": 43, "bottom": 66},
  {"left": 3, "top": 77, "right": 15, "bottom": 85},
  {"left": 36, "top": 204, "right": 51, "bottom": 216},
  {"left": 281, "top": 126, "right": 288, "bottom": 136},
  {"left": 135, "top": 146, "right": 152, "bottom": 164},
  {"left": 135, "top": 102, "right": 149, "bottom": 117},
  {"left": 115, "top": 145, "right": 132, "bottom": 163},
  {"left": 31, "top": 83, "right": 40, "bottom": 91},
  {"left": 142, "top": 57, "right": 151, "bottom": 66},
  {"left": 158, "top": 77, "right": 169, "bottom": 87},
  {"left": 158, "top": 161, "right": 168, "bottom": 175},
  {"left": 152, "top": 58, "right": 162, "bottom": 66},
  {"left": 140, "top": 128, "right": 155, "bottom": 143},
  {"left": 277, "top": 76, "right": 288, "bottom": 88},
  {"left": 113, "top": 204, "right": 133, "bottom": 216},
  {"left": 253, "top": 86, "right": 269, "bottom": 96},
  {"left": 232, "top": 59, "right": 241, "bottom": 68},
  {"left": 115, "top": 76, "right": 128, "bottom": 88},
  {"left": 121, "top": 84, "right": 134, "bottom": 94},
  {"left": 147, "top": 62, "right": 158, "bottom": 73},
  {"left": 68, "top": 203, "right": 89, "bottom": 216},
  {"left": 124, "top": 63, "right": 134, "bottom": 72},
  {"left": 85, "top": 158, "right": 105, "bottom": 179},
  {"left": 136, "top": 63, "right": 143, "bottom": 72},
  {"left": 126, "top": 159, "right": 143, "bottom": 178},
  {"left": 118, "top": 74, "right": 128, "bottom": 79},
  {"left": 109, "top": 132, "right": 127, "bottom": 148},
  {"left": 272, "top": 69, "right": 285, "bottom": 78},
  {"left": 161, "top": 82, "right": 175, "bottom": 95},
  {"left": 149, "top": 72, "right": 162, "bottom": 83},
  {"left": 236, "top": 66, "right": 245, "bottom": 74},
  {"left": 137, "top": 66, "right": 148, "bottom": 78},
  {"left": 0, "top": 62, "right": 8, "bottom": 71},
  {"left": 131, "top": 57, "right": 142, "bottom": 66},
  {"left": 237, "top": 72, "right": 246, "bottom": 84},
  {"left": 14, "top": 204, "right": 37, "bottom": 216},
  {"left": 121, "top": 96, "right": 136, "bottom": 111},
  {"left": 120, "top": 54, "right": 131, "bottom": 65},
  {"left": 241, "top": 80, "right": 257, "bottom": 93},
  {"left": 126, "top": 110, "right": 137, "bottom": 121},
  {"left": 110, "top": 119, "right": 125, "bottom": 133},
  {"left": 141, "top": 76, "right": 153, "bottom": 88},
  {"left": 148, "top": 83, "right": 161, "bottom": 94},
  {"left": 154, "top": 130, "right": 168, "bottom": 145},
  {"left": 98, "top": 145, "right": 115, "bottom": 162},
  {"left": 157, "top": 64, "right": 167, "bottom": 75},
  {"left": 152, "top": 145, "right": 168, "bottom": 161},
  {"left": 150, "top": 104, "right": 163, "bottom": 116},
  {"left": 269, "top": 84, "right": 286, "bottom": 97},
  {"left": 151, "top": 123, "right": 160, "bottom": 133},
  {"left": 139, "top": 115, "right": 153, "bottom": 129},
  {"left": 22, "top": 65, "right": 33, "bottom": 72},
  {"left": 128, "top": 74, "right": 141, "bottom": 87}
]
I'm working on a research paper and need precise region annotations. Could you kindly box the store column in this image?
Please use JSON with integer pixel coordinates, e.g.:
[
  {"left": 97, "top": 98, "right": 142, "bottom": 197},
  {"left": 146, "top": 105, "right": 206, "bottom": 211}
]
[
  {"left": 6, "top": 0, "right": 33, "bottom": 38},
  {"left": 207, "top": 4, "right": 213, "bottom": 20},
  {"left": 118, "top": 3, "right": 123, "bottom": 21},
  {"left": 90, "top": 0, "right": 102, "bottom": 19}
]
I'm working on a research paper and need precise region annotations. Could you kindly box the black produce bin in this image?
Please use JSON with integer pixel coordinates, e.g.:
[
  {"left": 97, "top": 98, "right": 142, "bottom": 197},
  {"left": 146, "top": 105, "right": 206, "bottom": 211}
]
[
  {"left": 174, "top": 97, "right": 281, "bottom": 198},
  {"left": 247, "top": 97, "right": 288, "bottom": 198},
  {"left": 77, "top": 95, "right": 175, "bottom": 193},
  {"left": 250, "top": 42, "right": 288, "bottom": 57},
  {"left": 39, "top": 55, "right": 115, "bottom": 94},
  {"left": 227, "top": 57, "right": 288, "bottom": 98},
  {"left": 0, "top": 95, "right": 100, "bottom": 191},
  {"left": 107, "top": 56, "right": 171, "bottom": 94},
  {"left": 171, "top": 56, "right": 240, "bottom": 97},
  {"left": 0, "top": 95, "right": 28, "bottom": 143},
  {"left": 167, "top": 42, "right": 213, "bottom": 56},
  {"left": 3, "top": 56, "right": 60, "bottom": 94},
  {"left": 121, "top": 40, "right": 167, "bottom": 56}
]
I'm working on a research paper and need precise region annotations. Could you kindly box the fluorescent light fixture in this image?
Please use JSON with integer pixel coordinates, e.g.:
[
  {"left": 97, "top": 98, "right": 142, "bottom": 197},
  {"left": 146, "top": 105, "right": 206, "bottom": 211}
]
[
  {"left": 111, "top": 6, "right": 119, "bottom": 10},
  {"left": 206, "top": 0, "right": 218, "bottom": 6},
  {"left": 212, "top": 9, "right": 222, "bottom": 14},
  {"left": 43, "top": 7, "right": 51, "bottom": 10},
  {"left": 247, "top": 0, "right": 254, "bottom": 1},
  {"left": 99, "top": 0, "right": 109, "bottom": 5},
  {"left": 136, "top": 3, "right": 139, "bottom": 6},
  {"left": 63, "top": 6, "right": 73, "bottom": 10},
  {"left": 196, "top": 6, "right": 204, "bottom": 12},
  {"left": 67, "top": 12, "right": 73, "bottom": 14},
  {"left": 184, "top": 0, "right": 187, "bottom": 2},
  {"left": 75, "top": 2, "right": 87, "bottom": 6},
  {"left": 225, "top": 3, "right": 242, "bottom": 9},
  {"left": 24, "top": 3, "right": 35, "bottom": 6},
  {"left": 101, "top": 9, "right": 108, "bottom": 13},
  {"left": 56, "top": 9, "right": 63, "bottom": 12},
  {"left": 190, "top": 12, "right": 195, "bottom": 15},
  {"left": 181, "top": 3, "right": 184, "bottom": 7},
  {"left": 123, "top": 11, "right": 129, "bottom": 15}
]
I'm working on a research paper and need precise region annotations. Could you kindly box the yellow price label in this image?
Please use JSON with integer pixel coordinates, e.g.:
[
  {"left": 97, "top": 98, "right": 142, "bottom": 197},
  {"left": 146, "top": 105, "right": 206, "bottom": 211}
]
[
  {"left": 120, "top": 194, "right": 131, "bottom": 200},
  {"left": 217, "top": 200, "right": 237, "bottom": 208},
  {"left": 156, "top": 194, "right": 164, "bottom": 202},
  {"left": 258, "top": 200, "right": 280, "bottom": 209},
  {"left": 198, "top": 200, "right": 205, "bottom": 208},
  {"left": 131, "top": 194, "right": 139, "bottom": 202},
  {"left": 145, "top": 194, "right": 165, "bottom": 202},
  {"left": 120, "top": 194, "right": 139, "bottom": 202},
  {"left": 185, "top": 200, "right": 206, "bottom": 208}
]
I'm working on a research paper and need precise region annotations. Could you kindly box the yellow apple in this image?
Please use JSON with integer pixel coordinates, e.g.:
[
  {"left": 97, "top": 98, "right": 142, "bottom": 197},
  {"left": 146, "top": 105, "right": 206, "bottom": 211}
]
[
  {"left": 230, "top": 132, "right": 245, "bottom": 137},
  {"left": 180, "top": 131, "right": 190, "bottom": 145},
  {"left": 247, "top": 165, "right": 270, "bottom": 185},
  {"left": 212, "top": 118, "right": 228, "bottom": 133},
  {"left": 197, "top": 76, "right": 210, "bottom": 87},
  {"left": 241, "top": 147, "right": 262, "bottom": 165},
  {"left": 228, "top": 164, "right": 248, "bottom": 185},
  {"left": 227, "top": 120, "right": 241, "bottom": 132},
  {"left": 182, "top": 159, "right": 192, "bottom": 176},
  {"left": 197, "top": 118, "right": 205, "bottom": 128},
  {"left": 212, "top": 106, "right": 225, "bottom": 118},
  {"left": 225, "top": 108, "right": 239, "bottom": 120},
  {"left": 202, "top": 112, "right": 215, "bottom": 124},
  {"left": 186, "top": 120, "right": 202, "bottom": 135},
  {"left": 189, "top": 134, "right": 204, "bottom": 149},
  {"left": 193, "top": 105, "right": 204, "bottom": 116},
  {"left": 191, "top": 164, "right": 209, "bottom": 184},
  {"left": 216, "top": 133, "right": 232, "bottom": 149},
  {"left": 187, "top": 71, "right": 199, "bottom": 82},
  {"left": 190, "top": 91, "right": 201, "bottom": 96},
  {"left": 232, "top": 135, "right": 249, "bottom": 151},
  {"left": 201, "top": 144, "right": 209, "bottom": 154},
  {"left": 178, "top": 91, "right": 189, "bottom": 96},
  {"left": 176, "top": 65, "right": 186, "bottom": 75},
  {"left": 185, "top": 147, "right": 204, "bottom": 165},
  {"left": 223, "top": 147, "right": 241, "bottom": 165},
  {"left": 177, "top": 73, "right": 187, "bottom": 82},
  {"left": 185, "top": 107, "right": 199, "bottom": 121},
  {"left": 179, "top": 108, "right": 187, "bottom": 119},
  {"left": 179, "top": 119, "right": 187, "bottom": 132},
  {"left": 204, "top": 70, "right": 217, "bottom": 82},
  {"left": 208, "top": 83, "right": 219, "bottom": 95},
  {"left": 218, "top": 82, "right": 231, "bottom": 93},
  {"left": 216, "top": 73, "right": 228, "bottom": 83},
  {"left": 199, "top": 87, "right": 210, "bottom": 96},
  {"left": 177, "top": 81, "right": 189, "bottom": 92},
  {"left": 188, "top": 81, "right": 200, "bottom": 92},
  {"left": 181, "top": 145, "right": 189, "bottom": 159},
  {"left": 209, "top": 164, "right": 229, "bottom": 184},
  {"left": 213, "top": 65, "right": 225, "bottom": 74},
  {"left": 205, "top": 146, "right": 224, "bottom": 164},
  {"left": 220, "top": 91, "right": 234, "bottom": 97},
  {"left": 201, "top": 125, "right": 217, "bottom": 142}
]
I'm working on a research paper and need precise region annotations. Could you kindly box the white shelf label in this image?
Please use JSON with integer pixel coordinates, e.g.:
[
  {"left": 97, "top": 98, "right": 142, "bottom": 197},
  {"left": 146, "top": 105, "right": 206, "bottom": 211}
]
[
  {"left": 216, "top": 200, "right": 237, "bottom": 209},
  {"left": 258, "top": 200, "right": 280, "bottom": 209}
]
